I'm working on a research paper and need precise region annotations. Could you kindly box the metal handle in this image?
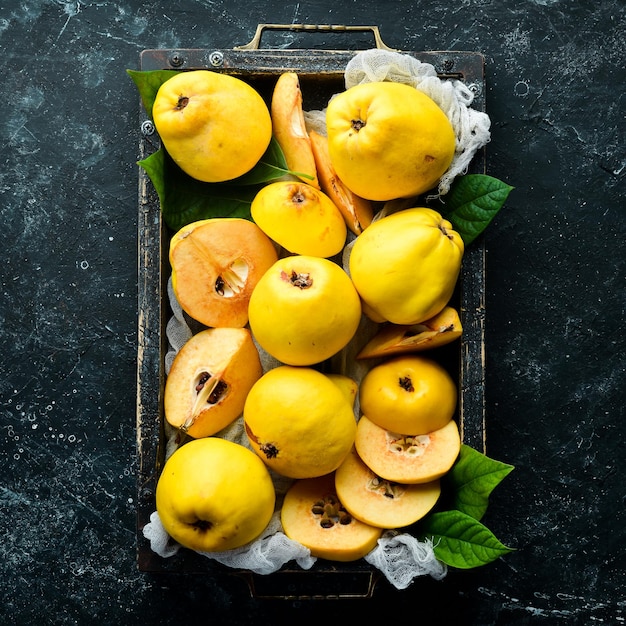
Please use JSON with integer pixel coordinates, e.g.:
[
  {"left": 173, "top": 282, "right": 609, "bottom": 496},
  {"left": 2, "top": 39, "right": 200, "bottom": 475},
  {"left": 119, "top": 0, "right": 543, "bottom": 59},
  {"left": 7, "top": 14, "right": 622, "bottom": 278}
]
[
  {"left": 238, "top": 569, "right": 381, "bottom": 600},
  {"left": 234, "top": 23, "right": 395, "bottom": 51}
]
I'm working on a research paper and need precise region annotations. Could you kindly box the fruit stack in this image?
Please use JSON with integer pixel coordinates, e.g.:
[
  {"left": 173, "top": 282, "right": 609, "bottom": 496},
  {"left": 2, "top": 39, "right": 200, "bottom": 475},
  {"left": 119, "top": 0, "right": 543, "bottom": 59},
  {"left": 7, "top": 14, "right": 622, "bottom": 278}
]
[{"left": 151, "top": 69, "right": 468, "bottom": 562}]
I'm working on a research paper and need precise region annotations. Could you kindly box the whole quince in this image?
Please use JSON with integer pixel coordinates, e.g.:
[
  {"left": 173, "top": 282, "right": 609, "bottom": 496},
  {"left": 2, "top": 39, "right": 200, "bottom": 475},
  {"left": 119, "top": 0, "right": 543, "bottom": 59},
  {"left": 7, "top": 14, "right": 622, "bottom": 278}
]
[
  {"left": 349, "top": 208, "right": 464, "bottom": 325},
  {"left": 152, "top": 70, "right": 272, "bottom": 183},
  {"left": 156, "top": 437, "right": 276, "bottom": 552},
  {"left": 248, "top": 255, "right": 362, "bottom": 366},
  {"left": 243, "top": 366, "right": 357, "bottom": 479},
  {"left": 326, "top": 81, "right": 456, "bottom": 201}
]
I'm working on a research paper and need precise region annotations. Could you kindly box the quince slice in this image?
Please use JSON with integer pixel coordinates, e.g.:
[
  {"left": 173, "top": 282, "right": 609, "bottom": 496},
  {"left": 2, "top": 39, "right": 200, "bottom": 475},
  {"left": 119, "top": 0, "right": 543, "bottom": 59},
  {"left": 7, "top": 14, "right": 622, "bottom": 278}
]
[
  {"left": 355, "top": 416, "right": 461, "bottom": 485},
  {"left": 281, "top": 473, "right": 383, "bottom": 561},
  {"left": 309, "top": 130, "right": 374, "bottom": 235},
  {"left": 356, "top": 306, "right": 463, "bottom": 359},
  {"left": 271, "top": 72, "right": 319, "bottom": 188},
  {"left": 335, "top": 447, "right": 441, "bottom": 529}
]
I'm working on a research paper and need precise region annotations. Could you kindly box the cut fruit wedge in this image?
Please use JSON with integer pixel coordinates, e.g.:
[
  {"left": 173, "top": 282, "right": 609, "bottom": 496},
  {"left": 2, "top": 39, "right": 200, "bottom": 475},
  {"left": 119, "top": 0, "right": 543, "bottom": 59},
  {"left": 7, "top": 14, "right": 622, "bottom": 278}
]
[
  {"left": 356, "top": 306, "right": 463, "bottom": 359},
  {"left": 335, "top": 447, "right": 441, "bottom": 529},
  {"left": 309, "top": 130, "right": 374, "bottom": 235},
  {"left": 281, "top": 473, "right": 383, "bottom": 561},
  {"left": 164, "top": 327, "right": 263, "bottom": 438},
  {"left": 270, "top": 72, "right": 319, "bottom": 188},
  {"left": 355, "top": 416, "right": 461, "bottom": 485}
]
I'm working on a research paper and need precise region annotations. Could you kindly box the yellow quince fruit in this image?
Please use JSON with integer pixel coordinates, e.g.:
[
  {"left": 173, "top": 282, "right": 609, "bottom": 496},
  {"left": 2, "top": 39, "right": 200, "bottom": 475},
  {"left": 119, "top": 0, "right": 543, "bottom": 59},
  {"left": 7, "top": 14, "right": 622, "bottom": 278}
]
[
  {"left": 243, "top": 366, "right": 357, "bottom": 479},
  {"left": 248, "top": 255, "right": 362, "bottom": 366},
  {"left": 326, "top": 81, "right": 456, "bottom": 201},
  {"left": 156, "top": 438, "right": 276, "bottom": 552},
  {"left": 152, "top": 70, "right": 272, "bottom": 183},
  {"left": 349, "top": 208, "right": 464, "bottom": 325}
]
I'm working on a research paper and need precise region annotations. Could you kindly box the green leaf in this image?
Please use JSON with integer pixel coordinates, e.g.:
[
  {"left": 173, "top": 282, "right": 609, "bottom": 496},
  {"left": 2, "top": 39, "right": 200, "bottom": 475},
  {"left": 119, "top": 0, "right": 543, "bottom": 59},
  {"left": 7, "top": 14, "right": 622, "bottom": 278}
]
[
  {"left": 445, "top": 445, "right": 515, "bottom": 521},
  {"left": 138, "top": 138, "right": 296, "bottom": 231},
  {"left": 441, "top": 174, "right": 513, "bottom": 245},
  {"left": 127, "top": 69, "right": 179, "bottom": 118},
  {"left": 139, "top": 148, "right": 261, "bottom": 232},
  {"left": 419, "top": 510, "right": 514, "bottom": 569}
]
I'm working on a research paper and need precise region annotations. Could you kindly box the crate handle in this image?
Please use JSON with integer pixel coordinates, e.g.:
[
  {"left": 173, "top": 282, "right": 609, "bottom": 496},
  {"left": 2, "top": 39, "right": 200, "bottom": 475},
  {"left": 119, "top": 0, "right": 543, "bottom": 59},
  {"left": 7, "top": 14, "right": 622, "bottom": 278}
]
[
  {"left": 237, "top": 569, "right": 381, "bottom": 600},
  {"left": 234, "top": 23, "right": 396, "bottom": 51}
]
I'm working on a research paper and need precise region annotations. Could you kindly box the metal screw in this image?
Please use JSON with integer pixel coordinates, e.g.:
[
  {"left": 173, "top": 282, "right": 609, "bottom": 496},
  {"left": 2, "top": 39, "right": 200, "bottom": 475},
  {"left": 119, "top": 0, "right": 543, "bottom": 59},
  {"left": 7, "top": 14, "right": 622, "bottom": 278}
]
[
  {"left": 168, "top": 52, "right": 184, "bottom": 67},
  {"left": 141, "top": 120, "right": 155, "bottom": 136},
  {"left": 468, "top": 82, "right": 482, "bottom": 96},
  {"left": 442, "top": 59, "right": 454, "bottom": 72},
  {"left": 209, "top": 51, "right": 224, "bottom": 67}
]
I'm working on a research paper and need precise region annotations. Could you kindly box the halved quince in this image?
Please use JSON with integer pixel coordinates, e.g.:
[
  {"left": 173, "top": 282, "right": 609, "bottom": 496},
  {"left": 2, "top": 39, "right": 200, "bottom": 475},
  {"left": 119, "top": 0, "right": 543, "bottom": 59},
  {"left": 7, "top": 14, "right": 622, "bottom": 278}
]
[
  {"left": 355, "top": 416, "right": 461, "bottom": 484},
  {"left": 281, "top": 473, "right": 383, "bottom": 561},
  {"left": 335, "top": 447, "right": 441, "bottom": 529},
  {"left": 270, "top": 72, "right": 319, "bottom": 188},
  {"left": 164, "top": 327, "right": 263, "bottom": 438},
  {"left": 358, "top": 354, "right": 457, "bottom": 435},
  {"left": 169, "top": 218, "right": 278, "bottom": 328},
  {"left": 356, "top": 306, "right": 463, "bottom": 359}
]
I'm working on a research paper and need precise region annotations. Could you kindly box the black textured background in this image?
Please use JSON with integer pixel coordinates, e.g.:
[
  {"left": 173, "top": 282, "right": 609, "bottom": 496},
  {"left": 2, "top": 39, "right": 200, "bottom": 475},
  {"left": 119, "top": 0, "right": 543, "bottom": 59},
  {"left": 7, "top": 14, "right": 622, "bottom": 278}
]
[{"left": 1, "top": 1, "right": 624, "bottom": 624}]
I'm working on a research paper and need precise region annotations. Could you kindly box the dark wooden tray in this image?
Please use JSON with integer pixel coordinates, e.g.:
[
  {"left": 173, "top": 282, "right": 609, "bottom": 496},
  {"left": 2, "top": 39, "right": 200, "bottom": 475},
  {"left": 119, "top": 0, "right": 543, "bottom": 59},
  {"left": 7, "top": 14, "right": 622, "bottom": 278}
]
[{"left": 135, "top": 24, "right": 487, "bottom": 598}]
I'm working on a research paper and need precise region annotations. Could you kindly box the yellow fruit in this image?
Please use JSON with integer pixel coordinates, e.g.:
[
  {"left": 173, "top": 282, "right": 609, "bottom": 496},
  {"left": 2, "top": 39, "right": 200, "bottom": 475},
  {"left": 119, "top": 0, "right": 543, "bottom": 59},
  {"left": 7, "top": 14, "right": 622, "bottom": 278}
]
[
  {"left": 248, "top": 255, "right": 362, "bottom": 366},
  {"left": 270, "top": 72, "right": 319, "bottom": 188},
  {"left": 156, "top": 438, "right": 275, "bottom": 552},
  {"left": 250, "top": 181, "right": 347, "bottom": 258},
  {"left": 309, "top": 130, "right": 374, "bottom": 235},
  {"left": 281, "top": 473, "right": 383, "bottom": 561},
  {"left": 335, "top": 447, "right": 441, "bottom": 529},
  {"left": 356, "top": 306, "right": 463, "bottom": 359},
  {"left": 325, "top": 373, "right": 359, "bottom": 409},
  {"left": 243, "top": 366, "right": 357, "bottom": 479},
  {"left": 359, "top": 355, "right": 457, "bottom": 435},
  {"left": 169, "top": 218, "right": 278, "bottom": 328},
  {"left": 164, "top": 327, "right": 263, "bottom": 438},
  {"left": 355, "top": 416, "right": 461, "bottom": 484},
  {"left": 349, "top": 208, "right": 464, "bottom": 325},
  {"left": 326, "top": 81, "right": 456, "bottom": 201},
  {"left": 152, "top": 70, "right": 272, "bottom": 182}
]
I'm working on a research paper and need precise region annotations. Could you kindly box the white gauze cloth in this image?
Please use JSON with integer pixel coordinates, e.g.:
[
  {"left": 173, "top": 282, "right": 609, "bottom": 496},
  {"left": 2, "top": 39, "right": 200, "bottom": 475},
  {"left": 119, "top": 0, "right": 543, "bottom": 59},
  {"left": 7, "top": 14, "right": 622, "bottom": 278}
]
[{"left": 141, "top": 277, "right": 448, "bottom": 589}]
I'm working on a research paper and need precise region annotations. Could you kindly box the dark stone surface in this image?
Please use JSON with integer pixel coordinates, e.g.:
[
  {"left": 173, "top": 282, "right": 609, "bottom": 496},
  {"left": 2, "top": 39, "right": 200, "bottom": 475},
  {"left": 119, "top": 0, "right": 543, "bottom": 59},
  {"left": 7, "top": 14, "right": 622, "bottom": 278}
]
[{"left": 1, "top": 1, "right": 624, "bottom": 624}]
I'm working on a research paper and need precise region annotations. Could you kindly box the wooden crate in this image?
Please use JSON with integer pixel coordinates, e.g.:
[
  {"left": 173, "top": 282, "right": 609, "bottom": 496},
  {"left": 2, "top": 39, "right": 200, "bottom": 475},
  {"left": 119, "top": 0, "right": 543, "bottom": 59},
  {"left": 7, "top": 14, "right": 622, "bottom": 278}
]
[{"left": 135, "top": 25, "right": 487, "bottom": 598}]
